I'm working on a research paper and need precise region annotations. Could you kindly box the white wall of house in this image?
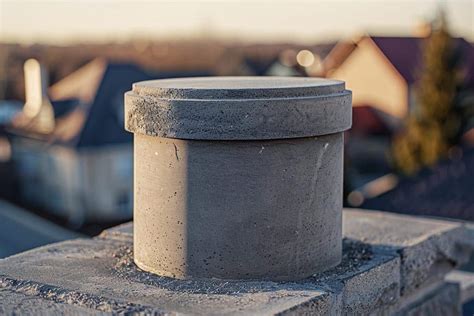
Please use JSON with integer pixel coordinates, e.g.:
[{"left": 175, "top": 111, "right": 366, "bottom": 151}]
[
  {"left": 12, "top": 139, "right": 132, "bottom": 225},
  {"left": 79, "top": 145, "right": 133, "bottom": 222}
]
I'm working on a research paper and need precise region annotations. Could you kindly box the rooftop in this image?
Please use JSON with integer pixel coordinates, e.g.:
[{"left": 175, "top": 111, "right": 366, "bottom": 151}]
[
  {"left": 1, "top": 208, "right": 473, "bottom": 314},
  {"left": 363, "top": 147, "right": 474, "bottom": 221}
]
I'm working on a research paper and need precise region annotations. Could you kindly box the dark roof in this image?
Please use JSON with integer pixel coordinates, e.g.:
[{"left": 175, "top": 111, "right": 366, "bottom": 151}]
[
  {"left": 77, "top": 64, "right": 210, "bottom": 147},
  {"left": 362, "top": 147, "right": 474, "bottom": 221},
  {"left": 77, "top": 64, "right": 209, "bottom": 147},
  {"left": 371, "top": 36, "right": 474, "bottom": 86},
  {"left": 7, "top": 59, "right": 210, "bottom": 147},
  {"left": 37, "top": 60, "right": 209, "bottom": 148},
  {"left": 51, "top": 99, "right": 81, "bottom": 118},
  {"left": 75, "top": 63, "right": 154, "bottom": 147},
  {"left": 371, "top": 37, "right": 422, "bottom": 85}
]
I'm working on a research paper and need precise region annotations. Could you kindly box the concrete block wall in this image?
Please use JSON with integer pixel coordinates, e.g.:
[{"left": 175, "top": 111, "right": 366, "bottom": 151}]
[{"left": 1, "top": 208, "right": 473, "bottom": 315}]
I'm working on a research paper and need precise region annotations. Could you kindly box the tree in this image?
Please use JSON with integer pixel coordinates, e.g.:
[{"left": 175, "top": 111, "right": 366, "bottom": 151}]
[{"left": 392, "top": 11, "right": 463, "bottom": 175}]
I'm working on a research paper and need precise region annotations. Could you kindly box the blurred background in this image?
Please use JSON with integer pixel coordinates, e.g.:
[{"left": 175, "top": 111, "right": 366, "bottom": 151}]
[{"left": 0, "top": 0, "right": 472, "bottom": 258}]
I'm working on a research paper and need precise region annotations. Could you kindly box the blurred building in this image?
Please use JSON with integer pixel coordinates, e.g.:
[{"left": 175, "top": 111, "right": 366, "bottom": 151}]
[
  {"left": 7, "top": 59, "right": 209, "bottom": 225},
  {"left": 344, "top": 106, "right": 393, "bottom": 188},
  {"left": 323, "top": 34, "right": 474, "bottom": 192},
  {"left": 0, "top": 101, "right": 22, "bottom": 200},
  {"left": 8, "top": 59, "right": 150, "bottom": 225},
  {"left": 323, "top": 35, "right": 474, "bottom": 121}
]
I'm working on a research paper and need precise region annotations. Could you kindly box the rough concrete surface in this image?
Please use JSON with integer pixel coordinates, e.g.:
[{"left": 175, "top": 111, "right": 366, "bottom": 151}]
[
  {"left": 127, "top": 77, "right": 352, "bottom": 281},
  {"left": 1, "top": 209, "right": 472, "bottom": 315},
  {"left": 446, "top": 270, "right": 474, "bottom": 303},
  {"left": 125, "top": 77, "right": 352, "bottom": 140},
  {"left": 134, "top": 132, "right": 343, "bottom": 280},
  {"left": 0, "top": 237, "right": 398, "bottom": 315},
  {"left": 393, "top": 282, "right": 461, "bottom": 316},
  {"left": 0, "top": 287, "right": 106, "bottom": 316},
  {"left": 99, "top": 221, "right": 133, "bottom": 241},
  {"left": 344, "top": 208, "right": 471, "bottom": 295},
  {"left": 0, "top": 238, "right": 334, "bottom": 315},
  {"left": 309, "top": 239, "right": 400, "bottom": 315}
]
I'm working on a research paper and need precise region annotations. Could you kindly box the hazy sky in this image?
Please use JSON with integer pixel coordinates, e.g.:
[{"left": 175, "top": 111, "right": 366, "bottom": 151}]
[{"left": 0, "top": 0, "right": 472, "bottom": 44}]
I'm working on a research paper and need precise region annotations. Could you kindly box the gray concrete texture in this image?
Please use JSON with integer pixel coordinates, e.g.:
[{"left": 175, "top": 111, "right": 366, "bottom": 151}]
[
  {"left": 1, "top": 209, "right": 472, "bottom": 315},
  {"left": 125, "top": 77, "right": 352, "bottom": 140},
  {"left": 344, "top": 209, "right": 472, "bottom": 296},
  {"left": 126, "top": 77, "right": 352, "bottom": 281},
  {"left": 446, "top": 270, "right": 474, "bottom": 303},
  {"left": 393, "top": 282, "right": 461, "bottom": 316}
]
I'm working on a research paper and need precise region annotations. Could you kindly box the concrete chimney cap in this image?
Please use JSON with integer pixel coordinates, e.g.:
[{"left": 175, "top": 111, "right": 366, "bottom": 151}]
[{"left": 125, "top": 76, "right": 352, "bottom": 140}]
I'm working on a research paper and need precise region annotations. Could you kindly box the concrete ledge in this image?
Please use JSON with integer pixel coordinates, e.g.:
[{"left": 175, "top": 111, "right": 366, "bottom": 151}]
[
  {"left": 310, "top": 240, "right": 400, "bottom": 315},
  {"left": 0, "top": 287, "right": 102, "bottom": 316},
  {"left": 98, "top": 222, "right": 133, "bottom": 241},
  {"left": 103, "top": 209, "right": 474, "bottom": 296},
  {"left": 0, "top": 238, "right": 334, "bottom": 315},
  {"left": 343, "top": 209, "right": 471, "bottom": 295},
  {"left": 446, "top": 270, "right": 474, "bottom": 303},
  {"left": 0, "top": 238, "right": 401, "bottom": 315},
  {"left": 125, "top": 77, "right": 352, "bottom": 140},
  {"left": 1, "top": 208, "right": 472, "bottom": 315},
  {"left": 394, "top": 282, "right": 461, "bottom": 316}
]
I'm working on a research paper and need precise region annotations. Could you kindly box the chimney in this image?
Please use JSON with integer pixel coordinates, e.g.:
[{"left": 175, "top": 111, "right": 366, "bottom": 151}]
[
  {"left": 125, "top": 77, "right": 352, "bottom": 280},
  {"left": 22, "top": 59, "right": 54, "bottom": 133}
]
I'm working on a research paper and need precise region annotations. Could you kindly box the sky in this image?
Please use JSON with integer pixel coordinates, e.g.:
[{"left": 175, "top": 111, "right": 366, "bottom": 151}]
[{"left": 0, "top": 0, "right": 473, "bottom": 44}]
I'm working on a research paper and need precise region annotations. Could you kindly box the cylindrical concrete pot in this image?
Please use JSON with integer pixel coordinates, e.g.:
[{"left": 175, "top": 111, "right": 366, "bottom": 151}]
[{"left": 125, "top": 77, "right": 352, "bottom": 281}]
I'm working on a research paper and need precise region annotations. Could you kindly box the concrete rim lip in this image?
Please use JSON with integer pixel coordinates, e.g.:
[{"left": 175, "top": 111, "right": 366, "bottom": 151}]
[
  {"left": 132, "top": 76, "right": 346, "bottom": 100},
  {"left": 125, "top": 76, "right": 352, "bottom": 140}
]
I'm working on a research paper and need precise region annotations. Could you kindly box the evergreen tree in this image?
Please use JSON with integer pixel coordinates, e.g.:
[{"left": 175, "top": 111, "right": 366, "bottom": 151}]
[{"left": 392, "top": 11, "right": 463, "bottom": 175}]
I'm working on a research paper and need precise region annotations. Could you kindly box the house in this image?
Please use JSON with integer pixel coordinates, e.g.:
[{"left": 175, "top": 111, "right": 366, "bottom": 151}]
[
  {"left": 0, "top": 100, "right": 22, "bottom": 129},
  {"left": 9, "top": 58, "right": 209, "bottom": 226},
  {"left": 323, "top": 35, "right": 474, "bottom": 194},
  {"left": 323, "top": 35, "right": 474, "bottom": 121}
]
